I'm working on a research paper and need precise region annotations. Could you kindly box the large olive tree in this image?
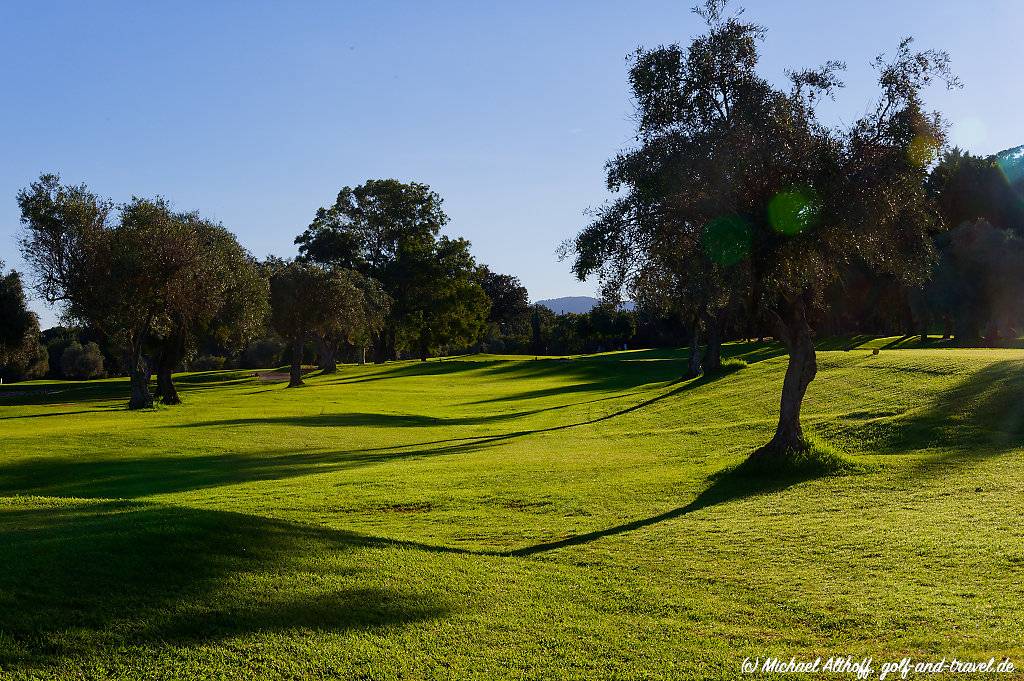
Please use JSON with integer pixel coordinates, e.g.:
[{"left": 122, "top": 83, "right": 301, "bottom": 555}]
[
  {"left": 18, "top": 175, "right": 265, "bottom": 408},
  {"left": 566, "top": 1, "right": 957, "bottom": 463}
]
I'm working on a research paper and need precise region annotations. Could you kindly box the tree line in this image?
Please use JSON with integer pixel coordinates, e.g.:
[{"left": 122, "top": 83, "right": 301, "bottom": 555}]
[{"left": 6, "top": 176, "right": 535, "bottom": 407}]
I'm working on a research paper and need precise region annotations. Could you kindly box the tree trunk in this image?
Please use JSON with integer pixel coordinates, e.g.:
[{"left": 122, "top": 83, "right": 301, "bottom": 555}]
[
  {"left": 288, "top": 339, "right": 304, "bottom": 388},
  {"left": 371, "top": 331, "right": 387, "bottom": 364},
  {"left": 318, "top": 336, "right": 337, "bottom": 374},
  {"left": 157, "top": 365, "right": 180, "bottom": 405},
  {"left": 358, "top": 345, "right": 366, "bottom": 365},
  {"left": 703, "top": 315, "right": 722, "bottom": 373},
  {"left": 686, "top": 323, "right": 702, "bottom": 378},
  {"left": 753, "top": 299, "right": 817, "bottom": 460},
  {"left": 419, "top": 331, "right": 429, "bottom": 362},
  {"left": 127, "top": 349, "right": 153, "bottom": 410}
]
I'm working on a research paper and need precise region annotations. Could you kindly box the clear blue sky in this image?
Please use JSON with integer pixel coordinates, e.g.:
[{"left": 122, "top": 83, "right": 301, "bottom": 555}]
[{"left": 1, "top": 1, "right": 1020, "bottom": 328}]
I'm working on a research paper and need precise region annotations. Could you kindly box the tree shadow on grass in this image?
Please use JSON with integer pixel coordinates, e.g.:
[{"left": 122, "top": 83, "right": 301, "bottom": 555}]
[
  {"left": 0, "top": 443, "right": 463, "bottom": 498},
  {"left": 0, "top": 500, "right": 447, "bottom": 675},
  {"left": 825, "top": 360, "right": 1024, "bottom": 471},
  {"left": 0, "top": 373, "right": 737, "bottom": 499},
  {"left": 501, "top": 461, "right": 827, "bottom": 557},
  {"left": 0, "top": 372, "right": 257, "bottom": 413},
  {"left": 184, "top": 369, "right": 734, "bottom": 469}
]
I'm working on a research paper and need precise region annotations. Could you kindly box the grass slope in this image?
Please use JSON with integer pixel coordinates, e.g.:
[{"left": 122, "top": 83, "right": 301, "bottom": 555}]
[{"left": 1, "top": 343, "right": 1023, "bottom": 679}]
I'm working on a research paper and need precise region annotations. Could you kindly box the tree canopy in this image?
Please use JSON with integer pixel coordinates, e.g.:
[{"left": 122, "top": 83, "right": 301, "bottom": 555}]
[
  {"left": 565, "top": 0, "right": 958, "bottom": 462},
  {"left": 18, "top": 175, "right": 267, "bottom": 407},
  {"left": 268, "top": 259, "right": 390, "bottom": 387},
  {"left": 295, "top": 179, "right": 488, "bottom": 361}
]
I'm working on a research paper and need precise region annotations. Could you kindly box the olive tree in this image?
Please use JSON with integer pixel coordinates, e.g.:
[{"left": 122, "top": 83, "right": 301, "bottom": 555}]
[
  {"left": 18, "top": 175, "right": 265, "bottom": 408},
  {"left": 566, "top": 1, "right": 957, "bottom": 463},
  {"left": 268, "top": 260, "right": 383, "bottom": 387}
]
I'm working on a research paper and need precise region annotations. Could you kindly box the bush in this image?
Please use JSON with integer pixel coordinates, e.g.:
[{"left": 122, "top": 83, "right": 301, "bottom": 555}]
[
  {"left": 191, "top": 354, "right": 226, "bottom": 371},
  {"left": 737, "top": 437, "right": 873, "bottom": 479},
  {"left": 240, "top": 336, "right": 285, "bottom": 369},
  {"left": 2, "top": 341, "right": 48, "bottom": 382},
  {"left": 59, "top": 341, "right": 105, "bottom": 379}
]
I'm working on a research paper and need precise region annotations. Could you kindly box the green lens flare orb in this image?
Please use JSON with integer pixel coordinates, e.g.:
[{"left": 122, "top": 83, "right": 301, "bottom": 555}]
[
  {"left": 702, "top": 215, "right": 752, "bottom": 266},
  {"left": 768, "top": 189, "right": 816, "bottom": 235},
  {"left": 908, "top": 134, "right": 939, "bottom": 168}
]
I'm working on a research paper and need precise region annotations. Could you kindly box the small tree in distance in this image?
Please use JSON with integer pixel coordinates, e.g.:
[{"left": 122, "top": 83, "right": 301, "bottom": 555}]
[{"left": 268, "top": 260, "right": 386, "bottom": 387}]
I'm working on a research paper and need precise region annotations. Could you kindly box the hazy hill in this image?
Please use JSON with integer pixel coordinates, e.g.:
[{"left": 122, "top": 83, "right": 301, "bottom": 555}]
[{"left": 535, "top": 296, "right": 635, "bottom": 314}]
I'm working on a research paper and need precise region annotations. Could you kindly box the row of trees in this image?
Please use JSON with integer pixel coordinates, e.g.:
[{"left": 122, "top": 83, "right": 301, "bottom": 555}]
[{"left": 10, "top": 176, "right": 535, "bottom": 406}]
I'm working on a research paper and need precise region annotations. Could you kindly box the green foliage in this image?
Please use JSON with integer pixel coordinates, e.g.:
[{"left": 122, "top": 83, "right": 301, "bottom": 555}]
[
  {"left": 17, "top": 175, "right": 268, "bottom": 406},
  {"left": 566, "top": 2, "right": 959, "bottom": 456},
  {"left": 268, "top": 260, "right": 387, "bottom": 380},
  {"left": 296, "top": 180, "right": 488, "bottom": 360},
  {"left": 190, "top": 354, "right": 226, "bottom": 371},
  {"left": 238, "top": 334, "right": 286, "bottom": 369},
  {"left": 59, "top": 341, "right": 105, "bottom": 380},
  {"left": 0, "top": 264, "right": 42, "bottom": 381}
]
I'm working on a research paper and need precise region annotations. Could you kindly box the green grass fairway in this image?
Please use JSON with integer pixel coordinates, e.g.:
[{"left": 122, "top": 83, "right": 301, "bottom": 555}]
[{"left": 2, "top": 344, "right": 1023, "bottom": 679}]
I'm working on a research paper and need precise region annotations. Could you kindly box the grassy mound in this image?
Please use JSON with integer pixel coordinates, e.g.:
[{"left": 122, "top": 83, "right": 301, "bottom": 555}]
[{"left": 736, "top": 437, "right": 874, "bottom": 479}]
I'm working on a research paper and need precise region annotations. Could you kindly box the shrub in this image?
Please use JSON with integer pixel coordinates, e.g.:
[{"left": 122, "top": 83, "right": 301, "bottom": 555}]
[
  {"left": 191, "top": 354, "right": 226, "bottom": 371},
  {"left": 240, "top": 336, "right": 285, "bottom": 369},
  {"left": 59, "top": 341, "right": 105, "bottom": 379}
]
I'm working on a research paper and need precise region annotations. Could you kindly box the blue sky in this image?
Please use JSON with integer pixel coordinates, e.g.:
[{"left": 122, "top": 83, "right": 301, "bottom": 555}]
[{"left": 1, "top": 1, "right": 1020, "bottom": 328}]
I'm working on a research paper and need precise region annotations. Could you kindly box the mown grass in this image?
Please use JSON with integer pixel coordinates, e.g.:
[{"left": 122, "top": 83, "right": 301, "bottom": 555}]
[{"left": 1, "top": 341, "right": 1023, "bottom": 679}]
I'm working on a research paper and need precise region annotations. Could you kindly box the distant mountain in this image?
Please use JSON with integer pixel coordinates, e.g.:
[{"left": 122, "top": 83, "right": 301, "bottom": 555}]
[
  {"left": 996, "top": 145, "right": 1024, "bottom": 185},
  {"left": 534, "top": 296, "right": 635, "bottom": 315}
]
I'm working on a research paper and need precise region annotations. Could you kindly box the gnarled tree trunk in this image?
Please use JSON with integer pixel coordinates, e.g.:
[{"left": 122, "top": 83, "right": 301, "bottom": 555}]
[
  {"left": 288, "top": 338, "right": 304, "bottom": 388},
  {"left": 318, "top": 335, "right": 337, "bottom": 374},
  {"left": 127, "top": 348, "right": 153, "bottom": 410},
  {"left": 156, "top": 365, "right": 179, "bottom": 405},
  {"left": 151, "top": 333, "right": 184, "bottom": 403},
  {"left": 753, "top": 298, "right": 817, "bottom": 459}
]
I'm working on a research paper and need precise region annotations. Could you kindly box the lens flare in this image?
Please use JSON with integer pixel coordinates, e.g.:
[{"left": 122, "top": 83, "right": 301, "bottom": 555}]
[
  {"left": 702, "top": 215, "right": 751, "bottom": 266},
  {"left": 908, "top": 134, "right": 939, "bottom": 167},
  {"left": 768, "top": 188, "right": 817, "bottom": 235},
  {"left": 996, "top": 146, "right": 1024, "bottom": 185}
]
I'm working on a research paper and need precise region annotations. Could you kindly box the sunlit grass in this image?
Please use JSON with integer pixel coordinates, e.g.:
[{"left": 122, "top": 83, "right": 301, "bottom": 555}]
[{"left": 1, "top": 341, "right": 1022, "bottom": 678}]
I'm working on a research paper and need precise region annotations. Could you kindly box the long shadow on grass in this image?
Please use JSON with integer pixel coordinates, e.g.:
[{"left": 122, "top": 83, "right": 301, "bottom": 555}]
[
  {"left": 323, "top": 460, "right": 820, "bottom": 559},
  {"left": 0, "top": 500, "right": 446, "bottom": 675},
  {"left": 171, "top": 392, "right": 640, "bottom": 431},
  {"left": 825, "top": 360, "right": 1024, "bottom": 470},
  {"left": 0, "top": 374, "right": 727, "bottom": 498},
  {"left": 174, "top": 370, "right": 731, "bottom": 466},
  {"left": 0, "top": 371, "right": 257, "bottom": 413},
  {"left": 501, "top": 463, "right": 815, "bottom": 557},
  {"left": 0, "top": 443, "right": 465, "bottom": 498}
]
